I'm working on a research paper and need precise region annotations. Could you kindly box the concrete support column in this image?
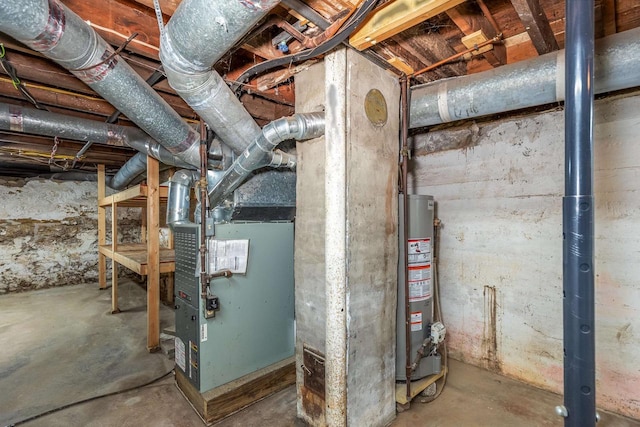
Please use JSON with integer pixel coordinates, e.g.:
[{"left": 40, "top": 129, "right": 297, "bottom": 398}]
[
  {"left": 295, "top": 48, "right": 400, "bottom": 427},
  {"left": 324, "top": 49, "right": 349, "bottom": 426}
]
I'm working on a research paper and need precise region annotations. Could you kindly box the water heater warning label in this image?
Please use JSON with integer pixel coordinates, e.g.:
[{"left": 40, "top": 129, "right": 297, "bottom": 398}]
[
  {"left": 411, "top": 312, "right": 423, "bottom": 331},
  {"left": 408, "top": 238, "right": 431, "bottom": 266},
  {"left": 407, "top": 238, "right": 432, "bottom": 302}
]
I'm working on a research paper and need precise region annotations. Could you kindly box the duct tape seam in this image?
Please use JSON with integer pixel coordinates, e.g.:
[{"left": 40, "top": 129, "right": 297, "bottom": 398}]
[{"left": 437, "top": 82, "right": 452, "bottom": 123}]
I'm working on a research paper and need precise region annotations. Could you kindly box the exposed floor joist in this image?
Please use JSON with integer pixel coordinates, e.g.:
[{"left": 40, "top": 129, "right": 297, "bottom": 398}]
[
  {"left": 447, "top": 2, "right": 506, "bottom": 68},
  {"left": 509, "top": 0, "right": 559, "bottom": 54}
]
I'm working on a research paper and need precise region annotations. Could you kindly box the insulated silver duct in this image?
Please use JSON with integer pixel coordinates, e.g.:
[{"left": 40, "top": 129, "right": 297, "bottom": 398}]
[
  {"left": 160, "top": 0, "right": 280, "bottom": 154},
  {"left": 410, "top": 27, "right": 640, "bottom": 128},
  {"left": 0, "top": 103, "right": 194, "bottom": 171},
  {"left": 0, "top": 0, "right": 201, "bottom": 167},
  {"left": 208, "top": 112, "right": 324, "bottom": 207}
]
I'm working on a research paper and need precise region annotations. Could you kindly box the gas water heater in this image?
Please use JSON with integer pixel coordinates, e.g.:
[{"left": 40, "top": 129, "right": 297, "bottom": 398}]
[{"left": 396, "top": 194, "right": 443, "bottom": 381}]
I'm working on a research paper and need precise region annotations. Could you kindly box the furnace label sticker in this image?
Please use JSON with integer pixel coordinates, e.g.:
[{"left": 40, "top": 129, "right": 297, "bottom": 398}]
[
  {"left": 411, "top": 311, "right": 423, "bottom": 332},
  {"left": 408, "top": 238, "right": 431, "bottom": 266},
  {"left": 175, "top": 337, "right": 186, "bottom": 372},
  {"left": 209, "top": 239, "right": 250, "bottom": 274},
  {"left": 200, "top": 324, "right": 208, "bottom": 342}
]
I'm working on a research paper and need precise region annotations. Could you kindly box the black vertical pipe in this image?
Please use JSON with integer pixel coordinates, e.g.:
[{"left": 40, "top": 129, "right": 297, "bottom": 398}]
[{"left": 563, "top": 0, "right": 596, "bottom": 426}]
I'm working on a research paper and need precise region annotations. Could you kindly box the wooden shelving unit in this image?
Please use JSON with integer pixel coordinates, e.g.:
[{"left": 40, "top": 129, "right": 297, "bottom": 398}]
[{"left": 97, "top": 156, "right": 174, "bottom": 352}]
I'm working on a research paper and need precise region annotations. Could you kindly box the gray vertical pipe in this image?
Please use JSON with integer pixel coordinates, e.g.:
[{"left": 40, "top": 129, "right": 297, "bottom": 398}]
[{"left": 563, "top": 0, "right": 596, "bottom": 425}]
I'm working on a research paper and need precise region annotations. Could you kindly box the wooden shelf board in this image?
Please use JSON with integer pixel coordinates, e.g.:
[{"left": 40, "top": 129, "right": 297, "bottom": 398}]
[
  {"left": 99, "top": 244, "right": 175, "bottom": 275},
  {"left": 99, "top": 184, "right": 169, "bottom": 207}
]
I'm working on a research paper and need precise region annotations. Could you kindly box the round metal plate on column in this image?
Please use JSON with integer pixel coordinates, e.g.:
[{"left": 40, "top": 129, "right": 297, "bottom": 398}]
[{"left": 364, "top": 88, "right": 387, "bottom": 126}]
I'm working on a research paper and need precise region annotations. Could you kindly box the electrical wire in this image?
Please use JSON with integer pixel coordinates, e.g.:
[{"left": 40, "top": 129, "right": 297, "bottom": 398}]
[
  {"left": 7, "top": 369, "right": 174, "bottom": 426},
  {"left": 0, "top": 44, "right": 49, "bottom": 111},
  {"left": 231, "top": 0, "right": 379, "bottom": 93}
]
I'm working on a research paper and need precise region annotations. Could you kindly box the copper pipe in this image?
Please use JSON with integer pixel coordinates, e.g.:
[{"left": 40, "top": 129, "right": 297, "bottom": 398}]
[
  {"left": 199, "top": 121, "right": 209, "bottom": 301},
  {"left": 400, "top": 75, "right": 412, "bottom": 401},
  {"left": 411, "top": 34, "right": 503, "bottom": 78}
]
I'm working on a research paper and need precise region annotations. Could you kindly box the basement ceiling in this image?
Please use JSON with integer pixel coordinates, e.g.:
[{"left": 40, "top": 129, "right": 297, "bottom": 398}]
[{"left": 0, "top": 0, "right": 639, "bottom": 176}]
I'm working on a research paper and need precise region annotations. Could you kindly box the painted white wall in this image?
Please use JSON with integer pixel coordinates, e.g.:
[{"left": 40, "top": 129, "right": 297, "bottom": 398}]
[{"left": 410, "top": 92, "right": 640, "bottom": 418}]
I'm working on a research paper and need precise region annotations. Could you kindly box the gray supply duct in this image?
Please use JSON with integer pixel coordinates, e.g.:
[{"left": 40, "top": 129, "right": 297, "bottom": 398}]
[
  {"left": 0, "top": 0, "right": 201, "bottom": 167},
  {"left": 207, "top": 112, "right": 324, "bottom": 207},
  {"left": 410, "top": 27, "right": 640, "bottom": 128},
  {"left": 159, "top": 0, "right": 280, "bottom": 155},
  {"left": 0, "top": 103, "right": 194, "bottom": 171},
  {"left": 110, "top": 152, "right": 147, "bottom": 189}
]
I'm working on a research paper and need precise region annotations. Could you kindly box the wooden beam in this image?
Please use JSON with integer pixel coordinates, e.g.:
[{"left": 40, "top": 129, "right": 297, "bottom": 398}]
[
  {"left": 240, "top": 94, "right": 294, "bottom": 122},
  {"left": 446, "top": 2, "right": 506, "bottom": 67},
  {"left": 349, "top": 0, "right": 466, "bottom": 50},
  {"left": 0, "top": 130, "right": 134, "bottom": 164},
  {"left": 61, "top": 0, "right": 161, "bottom": 60},
  {"left": 256, "top": 60, "right": 317, "bottom": 91},
  {"left": 111, "top": 199, "right": 120, "bottom": 314},
  {"left": 146, "top": 155, "right": 161, "bottom": 352},
  {"left": 131, "top": 0, "right": 182, "bottom": 16},
  {"left": 98, "top": 164, "right": 107, "bottom": 290},
  {"left": 602, "top": 0, "right": 617, "bottom": 36},
  {"left": 0, "top": 77, "right": 117, "bottom": 117},
  {"left": 175, "top": 358, "right": 296, "bottom": 425},
  {"left": 389, "top": 26, "right": 466, "bottom": 81},
  {"left": 509, "top": 0, "right": 559, "bottom": 55}
]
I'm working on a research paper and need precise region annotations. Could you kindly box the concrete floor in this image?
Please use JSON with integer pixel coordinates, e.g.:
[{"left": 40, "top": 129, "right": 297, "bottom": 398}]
[{"left": 1, "top": 281, "right": 638, "bottom": 427}]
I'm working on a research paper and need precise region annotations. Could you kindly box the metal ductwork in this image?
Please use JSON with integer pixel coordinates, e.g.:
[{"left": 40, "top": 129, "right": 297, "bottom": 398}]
[
  {"left": 409, "top": 27, "right": 640, "bottom": 129},
  {"left": 0, "top": 0, "right": 201, "bottom": 167},
  {"left": 159, "top": 0, "right": 280, "bottom": 155},
  {"left": 168, "top": 113, "right": 325, "bottom": 228},
  {"left": 167, "top": 169, "right": 199, "bottom": 226},
  {"left": 110, "top": 152, "right": 148, "bottom": 189},
  {"left": 0, "top": 103, "right": 194, "bottom": 169},
  {"left": 0, "top": 103, "right": 200, "bottom": 189},
  {"left": 207, "top": 112, "right": 324, "bottom": 207}
]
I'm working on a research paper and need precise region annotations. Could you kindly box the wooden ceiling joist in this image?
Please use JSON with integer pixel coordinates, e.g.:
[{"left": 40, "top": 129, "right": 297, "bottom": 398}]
[
  {"left": 446, "top": 2, "right": 506, "bottom": 68},
  {"left": 509, "top": 0, "right": 559, "bottom": 55},
  {"left": 349, "top": 0, "right": 466, "bottom": 50}
]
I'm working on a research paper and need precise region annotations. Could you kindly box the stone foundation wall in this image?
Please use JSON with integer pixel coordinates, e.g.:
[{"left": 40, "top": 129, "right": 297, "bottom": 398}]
[{"left": 0, "top": 178, "right": 142, "bottom": 293}]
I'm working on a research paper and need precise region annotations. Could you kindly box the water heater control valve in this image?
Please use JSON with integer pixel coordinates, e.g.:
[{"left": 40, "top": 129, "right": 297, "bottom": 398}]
[{"left": 431, "top": 322, "right": 446, "bottom": 345}]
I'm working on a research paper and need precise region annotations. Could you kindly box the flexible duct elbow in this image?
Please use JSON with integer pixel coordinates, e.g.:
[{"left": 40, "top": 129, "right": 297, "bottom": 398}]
[
  {"left": 208, "top": 112, "right": 324, "bottom": 207},
  {"left": 167, "top": 169, "right": 199, "bottom": 228}
]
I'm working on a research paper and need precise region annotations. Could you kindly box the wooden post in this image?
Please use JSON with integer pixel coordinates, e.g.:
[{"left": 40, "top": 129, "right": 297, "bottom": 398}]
[
  {"left": 140, "top": 207, "right": 147, "bottom": 244},
  {"left": 111, "top": 199, "right": 120, "bottom": 314},
  {"left": 98, "top": 165, "right": 107, "bottom": 290},
  {"left": 147, "top": 156, "right": 161, "bottom": 352},
  {"left": 166, "top": 168, "right": 175, "bottom": 304}
]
